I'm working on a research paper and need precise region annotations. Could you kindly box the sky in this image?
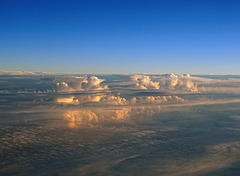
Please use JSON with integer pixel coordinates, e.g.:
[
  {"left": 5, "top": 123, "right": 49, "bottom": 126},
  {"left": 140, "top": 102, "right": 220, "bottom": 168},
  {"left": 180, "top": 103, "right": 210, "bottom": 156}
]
[{"left": 0, "top": 0, "right": 240, "bottom": 74}]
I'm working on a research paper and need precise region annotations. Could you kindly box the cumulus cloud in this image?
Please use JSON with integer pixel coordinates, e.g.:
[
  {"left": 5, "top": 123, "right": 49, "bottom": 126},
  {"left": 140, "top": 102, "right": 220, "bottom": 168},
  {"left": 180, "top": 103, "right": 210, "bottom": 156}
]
[
  {"left": 140, "top": 96, "right": 185, "bottom": 104},
  {"left": 99, "top": 95, "right": 128, "bottom": 105},
  {"left": 56, "top": 94, "right": 128, "bottom": 106},
  {"left": 131, "top": 75, "right": 160, "bottom": 89},
  {"left": 156, "top": 73, "right": 199, "bottom": 92},
  {"left": 56, "top": 94, "right": 185, "bottom": 106},
  {"left": 5, "top": 73, "right": 240, "bottom": 176},
  {"left": 56, "top": 76, "right": 108, "bottom": 92},
  {"left": 130, "top": 74, "right": 198, "bottom": 92},
  {"left": 64, "top": 110, "right": 100, "bottom": 128},
  {"left": 4, "top": 72, "right": 240, "bottom": 95},
  {"left": 63, "top": 106, "right": 162, "bottom": 128}
]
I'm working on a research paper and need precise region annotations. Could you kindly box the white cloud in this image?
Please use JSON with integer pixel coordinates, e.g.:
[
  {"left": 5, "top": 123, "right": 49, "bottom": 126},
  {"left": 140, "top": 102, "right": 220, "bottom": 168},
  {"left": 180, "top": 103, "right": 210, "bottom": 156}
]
[
  {"left": 56, "top": 76, "right": 108, "bottom": 92},
  {"left": 131, "top": 75, "right": 160, "bottom": 89},
  {"left": 156, "top": 74, "right": 199, "bottom": 92},
  {"left": 196, "top": 78, "right": 240, "bottom": 94},
  {"left": 0, "top": 70, "right": 51, "bottom": 75},
  {"left": 130, "top": 74, "right": 198, "bottom": 92}
]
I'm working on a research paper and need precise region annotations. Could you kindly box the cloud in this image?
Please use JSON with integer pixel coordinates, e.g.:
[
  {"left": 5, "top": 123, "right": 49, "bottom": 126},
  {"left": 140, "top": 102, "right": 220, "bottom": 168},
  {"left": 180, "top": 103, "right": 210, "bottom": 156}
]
[
  {"left": 4, "top": 72, "right": 240, "bottom": 96},
  {"left": 0, "top": 90, "right": 10, "bottom": 93},
  {"left": 130, "top": 74, "right": 198, "bottom": 92},
  {"left": 148, "top": 142, "right": 240, "bottom": 176},
  {"left": 131, "top": 75, "right": 160, "bottom": 89},
  {"left": 138, "top": 96, "right": 185, "bottom": 104},
  {"left": 100, "top": 95, "right": 128, "bottom": 105},
  {"left": 0, "top": 70, "right": 51, "bottom": 75},
  {"left": 56, "top": 76, "right": 108, "bottom": 92},
  {"left": 56, "top": 94, "right": 185, "bottom": 106},
  {"left": 63, "top": 106, "right": 162, "bottom": 128},
  {"left": 54, "top": 74, "right": 240, "bottom": 95},
  {"left": 56, "top": 96, "right": 79, "bottom": 105},
  {"left": 64, "top": 155, "right": 139, "bottom": 176},
  {"left": 196, "top": 78, "right": 240, "bottom": 94},
  {"left": 5, "top": 73, "right": 240, "bottom": 176},
  {"left": 64, "top": 110, "right": 100, "bottom": 128},
  {"left": 56, "top": 94, "right": 128, "bottom": 106},
  {"left": 156, "top": 74, "right": 199, "bottom": 92},
  {"left": 6, "top": 73, "right": 240, "bottom": 96}
]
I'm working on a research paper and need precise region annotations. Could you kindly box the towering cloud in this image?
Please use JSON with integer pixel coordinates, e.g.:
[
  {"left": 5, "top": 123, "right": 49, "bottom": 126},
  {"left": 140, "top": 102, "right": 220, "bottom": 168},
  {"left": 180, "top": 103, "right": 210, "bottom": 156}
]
[
  {"left": 131, "top": 74, "right": 198, "bottom": 92},
  {"left": 157, "top": 73, "right": 199, "bottom": 92},
  {"left": 56, "top": 76, "right": 108, "bottom": 92},
  {"left": 131, "top": 75, "right": 160, "bottom": 89},
  {"left": 63, "top": 106, "right": 162, "bottom": 128}
]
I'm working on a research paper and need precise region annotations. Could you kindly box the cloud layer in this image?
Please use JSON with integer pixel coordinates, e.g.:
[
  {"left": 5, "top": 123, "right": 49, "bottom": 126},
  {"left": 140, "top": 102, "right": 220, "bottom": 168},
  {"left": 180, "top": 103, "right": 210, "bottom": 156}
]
[{"left": 2, "top": 73, "right": 240, "bottom": 176}]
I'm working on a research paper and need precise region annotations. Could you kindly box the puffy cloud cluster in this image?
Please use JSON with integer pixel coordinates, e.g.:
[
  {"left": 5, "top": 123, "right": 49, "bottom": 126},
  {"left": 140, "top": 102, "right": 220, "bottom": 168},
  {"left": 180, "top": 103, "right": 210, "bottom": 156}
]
[
  {"left": 156, "top": 74, "right": 199, "bottom": 92},
  {"left": 64, "top": 110, "right": 100, "bottom": 128},
  {"left": 56, "top": 94, "right": 128, "bottom": 105},
  {"left": 56, "top": 94, "right": 185, "bottom": 106},
  {"left": 64, "top": 106, "right": 162, "bottom": 128},
  {"left": 5, "top": 72, "right": 240, "bottom": 96},
  {"left": 100, "top": 95, "right": 128, "bottom": 105},
  {"left": 143, "top": 96, "right": 185, "bottom": 104},
  {"left": 56, "top": 76, "right": 108, "bottom": 92},
  {"left": 131, "top": 74, "right": 198, "bottom": 92},
  {"left": 131, "top": 75, "right": 160, "bottom": 89}
]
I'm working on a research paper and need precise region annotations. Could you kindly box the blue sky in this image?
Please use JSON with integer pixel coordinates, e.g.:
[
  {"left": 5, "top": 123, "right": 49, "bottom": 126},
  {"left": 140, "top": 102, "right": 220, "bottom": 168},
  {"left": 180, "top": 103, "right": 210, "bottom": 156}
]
[{"left": 0, "top": 0, "right": 240, "bottom": 74}]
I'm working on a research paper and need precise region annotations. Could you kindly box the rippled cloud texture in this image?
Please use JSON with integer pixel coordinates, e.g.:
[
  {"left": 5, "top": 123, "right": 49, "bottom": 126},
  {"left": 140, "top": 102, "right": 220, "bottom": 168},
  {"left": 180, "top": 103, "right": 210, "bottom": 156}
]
[{"left": 2, "top": 73, "right": 240, "bottom": 175}]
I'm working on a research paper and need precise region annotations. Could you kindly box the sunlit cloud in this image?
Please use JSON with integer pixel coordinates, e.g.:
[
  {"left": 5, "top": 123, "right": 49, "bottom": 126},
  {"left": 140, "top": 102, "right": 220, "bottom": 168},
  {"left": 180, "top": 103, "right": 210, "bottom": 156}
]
[
  {"left": 56, "top": 76, "right": 108, "bottom": 92},
  {"left": 56, "top": 96, "right": 79, "bottom": 105},
  {"left": 130, "top": 74, "right": 198, "bottom": 92},
  {"left": 131, "top": 75, "right": 160, "bottom": 89},
  {"left": 154, "top": 73, "right": 199, "bottom": 92},
  {"left": 63, "top": 105, "right": 162, "bottom": 128},
  {"left": 55, "top": 94, "right": 185, "bottom": 106},
  {"left": 2, "top": 73, "right": 240, "bottom": 96}
]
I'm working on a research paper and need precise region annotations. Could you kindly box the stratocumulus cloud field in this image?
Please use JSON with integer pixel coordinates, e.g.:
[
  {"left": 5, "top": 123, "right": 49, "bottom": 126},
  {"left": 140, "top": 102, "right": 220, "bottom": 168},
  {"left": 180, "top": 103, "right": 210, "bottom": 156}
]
[{"left": 1, "top": 73, "right": 240, "bottom": 176}]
